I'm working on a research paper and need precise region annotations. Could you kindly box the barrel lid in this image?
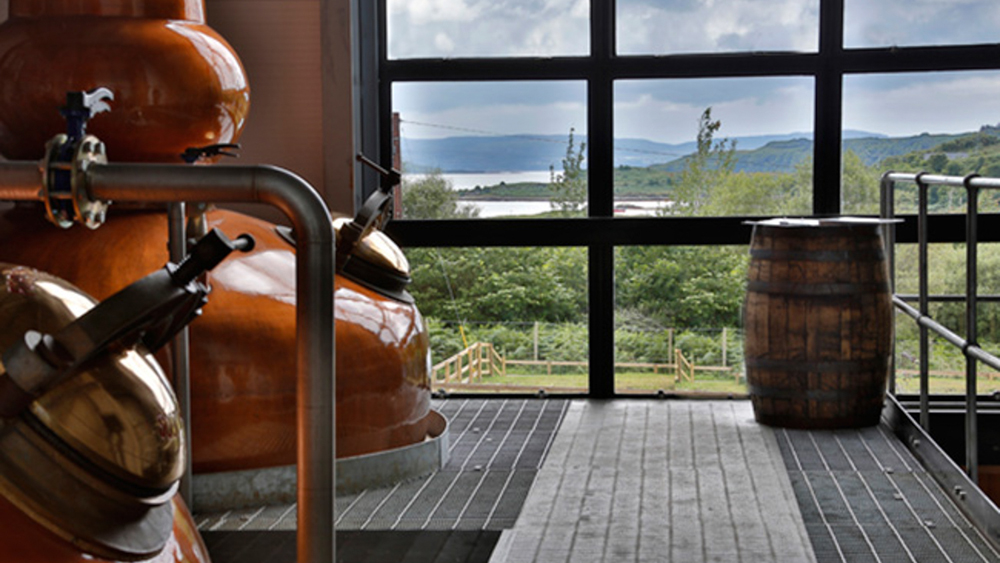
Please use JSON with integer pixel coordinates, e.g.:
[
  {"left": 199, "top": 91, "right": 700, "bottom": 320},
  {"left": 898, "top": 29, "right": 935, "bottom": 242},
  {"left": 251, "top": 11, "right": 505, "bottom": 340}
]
[{"left": 745, "top": 217, "right": 903, "bottom": 228}]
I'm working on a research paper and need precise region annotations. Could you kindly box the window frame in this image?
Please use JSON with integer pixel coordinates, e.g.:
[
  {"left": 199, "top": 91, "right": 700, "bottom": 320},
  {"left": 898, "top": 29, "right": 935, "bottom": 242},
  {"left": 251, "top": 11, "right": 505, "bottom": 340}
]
[{"left": 359, "top": 0, "right": 1000, "bottom": 398}]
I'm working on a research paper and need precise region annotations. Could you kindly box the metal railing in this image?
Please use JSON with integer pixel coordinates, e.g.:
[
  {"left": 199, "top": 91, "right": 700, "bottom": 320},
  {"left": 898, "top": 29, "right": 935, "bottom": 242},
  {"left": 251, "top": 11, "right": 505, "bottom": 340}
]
[
  {"left": 880, "top": 171, "right": 1000, "bottom": 483},
  {"left": 0, "top": 160, "right": 337, "bottom": 563}
]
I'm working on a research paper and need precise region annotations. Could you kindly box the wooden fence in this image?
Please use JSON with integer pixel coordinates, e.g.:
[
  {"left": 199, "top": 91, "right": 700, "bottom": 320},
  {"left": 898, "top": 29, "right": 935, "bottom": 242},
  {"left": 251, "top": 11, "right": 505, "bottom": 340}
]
[
  {"left": 433, "top": 342, "right": 740, "bottom": 386},
  {"left": 432, "top": 342, "right": 506, "bottom": 384}
]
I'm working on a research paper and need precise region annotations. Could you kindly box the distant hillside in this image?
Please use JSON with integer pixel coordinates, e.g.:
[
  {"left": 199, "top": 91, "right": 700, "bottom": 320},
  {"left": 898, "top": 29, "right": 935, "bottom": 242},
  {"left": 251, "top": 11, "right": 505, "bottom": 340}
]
[
  {"left": 648, "top": 133, "right": 972, "bottom": 174},
  {"left": 454, "top": 128, "right": 1000, "bottom": 201},
  {"left": 401, "top": 130, "right": 883, "bottom": 172}
]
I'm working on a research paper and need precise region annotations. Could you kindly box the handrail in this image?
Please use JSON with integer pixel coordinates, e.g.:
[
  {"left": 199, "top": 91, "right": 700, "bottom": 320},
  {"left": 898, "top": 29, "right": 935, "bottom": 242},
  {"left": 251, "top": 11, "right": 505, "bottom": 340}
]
[
  {"left": 881, "top": 170, "right": 1000, "bottom": 484},
  {"left": 0, "top": 160, "right": 336, "bottom": 563}
]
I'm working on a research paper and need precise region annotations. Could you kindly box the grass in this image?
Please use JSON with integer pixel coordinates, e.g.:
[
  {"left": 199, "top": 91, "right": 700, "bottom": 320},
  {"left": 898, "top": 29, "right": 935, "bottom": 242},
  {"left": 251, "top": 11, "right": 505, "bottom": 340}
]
[
  {"left": 894, "top": 373, "right": 1000, "bottom": 395},
  {"left": 438, "top": 370, "right": 1000, "bottom": 397},
  {"left": 438, "top": 371, "right": 748, "bottom": 395}
]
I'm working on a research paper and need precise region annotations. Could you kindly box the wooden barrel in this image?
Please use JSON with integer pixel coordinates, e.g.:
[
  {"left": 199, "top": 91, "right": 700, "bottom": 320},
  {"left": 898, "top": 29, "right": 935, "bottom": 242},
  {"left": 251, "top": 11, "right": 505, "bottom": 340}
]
[{"left": 743, "top": 219, "right": 893, "bottom": 428}]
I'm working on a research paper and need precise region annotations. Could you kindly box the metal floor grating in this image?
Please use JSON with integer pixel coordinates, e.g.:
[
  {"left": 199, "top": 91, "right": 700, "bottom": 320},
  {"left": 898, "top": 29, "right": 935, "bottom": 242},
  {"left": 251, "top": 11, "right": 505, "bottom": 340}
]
[
  {"left": 777, "top": 424, "right": 1000, "bottom": 563},
  {"left": 195, "top": 399, "right": 569, "bottom": 532}
]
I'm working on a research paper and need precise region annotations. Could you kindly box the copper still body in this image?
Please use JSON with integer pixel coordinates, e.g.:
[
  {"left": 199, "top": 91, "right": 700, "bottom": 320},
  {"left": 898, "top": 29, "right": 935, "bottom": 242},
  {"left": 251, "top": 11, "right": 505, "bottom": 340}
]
[
  {"left": 0, "top": 0, "right": 250, "bottom": 163},
  {"left": 0, "top": 208, "right": 434, "bottom": 471},
  {"left": 0, "top": 0, "right": 418, "bottom": 560},
  {"left": 0, "top": 0, "right": 433, "bottom": 480},
  {"left": 0, "top": 263, "right": 211, "bottom": 562}
]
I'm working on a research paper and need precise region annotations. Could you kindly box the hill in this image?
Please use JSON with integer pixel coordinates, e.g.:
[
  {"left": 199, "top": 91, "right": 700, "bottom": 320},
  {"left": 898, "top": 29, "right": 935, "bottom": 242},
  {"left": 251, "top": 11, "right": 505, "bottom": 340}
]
[
  {"left": 400, "top": 130, "right": 883, "bottom": 172},
  {"left": 451, "top": 128, "right": 1000, "bottom": 200},
  {"left": 650, "top": 133, "right": 968, "bottom": 174}
]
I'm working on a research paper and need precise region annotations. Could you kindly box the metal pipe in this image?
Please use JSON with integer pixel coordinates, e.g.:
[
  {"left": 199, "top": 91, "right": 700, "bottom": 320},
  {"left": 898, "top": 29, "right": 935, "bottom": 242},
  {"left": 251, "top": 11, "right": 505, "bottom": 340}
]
[
  {"left": 884, "top": 171, "right": 1000, "bottom": 191},
  {"left": 0, "top": 160, "right": 336, "bottom": 563},
  {"left": 897, "top": 294, "right": 1000, "bottom": 303},
  {"left": 167, "top": 202, "right": 193, "bottom": 510},
  {"left": 893, "top": 297, "right": 1000, "bottom": 373},
  {"left": 880, "top": 173, "right": 897, "bottom": 394},
  {"left": 86, "top": 163, "right": 336, "bottom": 563},
  {"left": 965, "top": 176, "right": 980, "bottom": 483},
  {"left": 0, "top": 161, "right": 44, "bottom": 200},
  {"left": 917, "top": 174, "right": 930, "bottom": 430}
]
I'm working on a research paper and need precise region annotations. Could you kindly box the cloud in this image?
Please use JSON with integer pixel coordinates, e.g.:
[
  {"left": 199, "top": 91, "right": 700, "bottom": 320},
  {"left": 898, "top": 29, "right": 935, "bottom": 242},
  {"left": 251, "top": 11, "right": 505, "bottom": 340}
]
[
  {"left": 388, "top": 2, "right": 1000, "bottom": 143},
  {"left": 388, "top": 0, "right": 481, "bottom": 25},
  {"left": 388, "top": 0, "right": 587, "bottom": 58},
  {"left": 614, "top": 79, "right": 814, "bottom": 143},
  {"left": 844, "top": 71, "right": 1000, "bottom": 137},
  {"left": 616, "top": 0, "right": 819, "bottom": 54},
  {"left": 434, "top": 32, "right": 456, "bottom": 53},
  {"left": 844, "top": 0, "right": 1000, "bottom": 47}
]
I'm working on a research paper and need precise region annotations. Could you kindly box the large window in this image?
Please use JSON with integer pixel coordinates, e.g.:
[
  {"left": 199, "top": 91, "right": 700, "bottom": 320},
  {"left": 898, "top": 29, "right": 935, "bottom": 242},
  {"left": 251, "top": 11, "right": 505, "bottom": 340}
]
[{"left": 365, "top": 0, "right": 1000, "bottom": 398}]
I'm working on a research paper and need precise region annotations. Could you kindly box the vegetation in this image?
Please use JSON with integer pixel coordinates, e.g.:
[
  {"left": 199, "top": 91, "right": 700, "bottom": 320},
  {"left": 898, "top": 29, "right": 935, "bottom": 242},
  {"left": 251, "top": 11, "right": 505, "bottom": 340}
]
[
  {"left": 399, "top": 169, "right": 481, "bottom": 219},
  {"left": 398, "top": 112, "right": 1000, "bottom": 395},
  {"left": 548, "top": 128, "right": 587, "bottom": 216}
]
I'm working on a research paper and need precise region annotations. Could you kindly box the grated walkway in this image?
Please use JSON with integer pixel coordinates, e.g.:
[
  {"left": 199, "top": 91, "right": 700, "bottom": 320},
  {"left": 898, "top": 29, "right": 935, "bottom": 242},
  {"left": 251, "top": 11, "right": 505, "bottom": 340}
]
[
  {"left": 779, "top": 425, "right": 1000, "bottom": 563},
  {"left": 195, "top": 399, "right": 569, "bottom": 532},
  {"left": 196, "top": 399, "right": 1000, "bottom": 563}
]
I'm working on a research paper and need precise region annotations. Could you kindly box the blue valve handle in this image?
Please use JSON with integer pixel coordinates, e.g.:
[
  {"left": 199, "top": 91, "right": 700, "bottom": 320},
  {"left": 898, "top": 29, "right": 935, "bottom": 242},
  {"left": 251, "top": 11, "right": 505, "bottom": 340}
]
[{"left": 60, "top": 88, "right": 114, "bottom": 142}]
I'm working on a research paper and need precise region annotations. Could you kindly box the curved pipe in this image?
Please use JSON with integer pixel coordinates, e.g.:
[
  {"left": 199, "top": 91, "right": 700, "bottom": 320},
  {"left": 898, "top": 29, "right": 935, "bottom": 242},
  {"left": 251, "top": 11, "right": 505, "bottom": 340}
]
[{"left": 0, "top": 160, "right": 336, "bottom": 563}]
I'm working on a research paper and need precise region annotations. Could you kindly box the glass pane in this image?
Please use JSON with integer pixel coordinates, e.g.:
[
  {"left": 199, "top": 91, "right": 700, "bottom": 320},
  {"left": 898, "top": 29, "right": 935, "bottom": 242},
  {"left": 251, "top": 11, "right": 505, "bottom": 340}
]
[
  {"left": 408, "top": 247, "right": 588, "bottom": 394},
  {"left": 892, "top": 243, "right": 1000, "bottom": 396},
  {"left": 843, "top": 71, "right": 1000, "bottom": 214},
  {"left": 393, "top": 81, "right": 588, "bottom": 219},
  {"left": 617, "top": 0, "right": 819, "bottom": 55},
  {"left": 615, "top": 246, "right": 749, "bottom": 396},
  {"left": 387, "top": 0, "right": 588, "bottom": 59},
  {"left": 845, "top": 0, "right": 1000, "bottom": 49},
  {"left": 614, "top": 78, "right": 814, "bottom": 217}
]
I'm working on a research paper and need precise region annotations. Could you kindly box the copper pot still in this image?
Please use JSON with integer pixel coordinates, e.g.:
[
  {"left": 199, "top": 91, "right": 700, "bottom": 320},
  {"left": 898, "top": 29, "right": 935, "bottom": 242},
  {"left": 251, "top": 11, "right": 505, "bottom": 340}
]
[
  {"left": 0, "top": 0, "right": 250, "bottom": 163},
  {"left": 0, "top": 0, "right": 435, "bottom": 473},
  {"left": 0, "top": 264, "right": 210, "bottom": 563}
]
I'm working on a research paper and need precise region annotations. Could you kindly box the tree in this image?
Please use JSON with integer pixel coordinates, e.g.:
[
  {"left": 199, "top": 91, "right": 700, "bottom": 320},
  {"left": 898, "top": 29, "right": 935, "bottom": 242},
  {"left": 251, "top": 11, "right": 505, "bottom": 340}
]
[
  {"left": 668, "top": 107, "right": 737, "bottom": 215},
  {"left": 616, "top": 245, "right": 748, "bottom": 328},
  {"left": 700, "top": 171, "right": 809, "bottom": 217},
  {"left": 400, "top": 169, "right": 480, "bottom": 219},
  {"left": 841, "top": 149, "right": 882, "bottom": 214},
  {"left": 549, "top": 128, "right": 587, "bottom": 216},
  {"left": 407, "top": 246, "right": 588, "bottom": 324}
]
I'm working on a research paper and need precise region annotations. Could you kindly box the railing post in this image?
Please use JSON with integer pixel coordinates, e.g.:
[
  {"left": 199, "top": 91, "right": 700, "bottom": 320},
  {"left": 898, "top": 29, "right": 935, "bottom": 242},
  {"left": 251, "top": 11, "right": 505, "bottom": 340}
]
[
  {"left": 880, "top": 172, "right": 897, "bottom": 394},
  {"left": 721, "top": 327, "right": 727, "bottom": 368},
  {"left": 965, "top": 174, "right": 981, "bottom": 483},
  {"left": 917, "top": 172, "right": 930, "bottom": 430}
]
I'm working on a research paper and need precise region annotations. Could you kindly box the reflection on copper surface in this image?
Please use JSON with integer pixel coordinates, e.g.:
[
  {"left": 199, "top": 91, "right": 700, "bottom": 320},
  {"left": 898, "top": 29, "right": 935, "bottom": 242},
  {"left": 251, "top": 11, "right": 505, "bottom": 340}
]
[
  {"left": 166, "top": 22, "right": 248, "bottom": 92},
  {"left": 0, "top": 2, "right": 250, "bottom": 162},
  {"left": 333, "top": 217, "right": 411, "bottom": 275},
  {"left": 5, "top": 272, "right": 186, "bottom": 489},
  {"left": 0, "top": 209, "right": 433, "bottom": 467},
  {"left": 35, "top": 280, "right": 97, "bottom": 317},
  {"left": 210, "top": 248, "right": 296, "bottom": 305}
]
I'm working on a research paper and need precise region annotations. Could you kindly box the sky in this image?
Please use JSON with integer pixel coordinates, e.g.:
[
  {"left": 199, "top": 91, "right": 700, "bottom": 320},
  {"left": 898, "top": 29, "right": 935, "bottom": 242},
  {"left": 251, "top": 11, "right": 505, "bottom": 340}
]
[{"left": 388, "top": 0, "right": 1000, "bottom": 145}]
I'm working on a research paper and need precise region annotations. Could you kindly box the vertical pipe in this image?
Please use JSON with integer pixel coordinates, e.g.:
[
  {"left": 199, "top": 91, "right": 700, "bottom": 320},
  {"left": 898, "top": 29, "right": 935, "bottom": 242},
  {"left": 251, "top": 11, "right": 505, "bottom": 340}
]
[
  {"left": 880, "top": 173, "right": 896, "bottom": 394},
  {"left": 392, "top": 112, "right": 402, "bottom": 218},
  {"left": 86, "top": 163, "right": 336, "bottom": 563},
  {"left": 166, "top": 202, "right": 192, "bottom": 510},
  {"left": 917, "top": 174, "right": 930, "bottom": 430},
  {"left": 965, "top": 176, "right": 980, "bottom": 483}
]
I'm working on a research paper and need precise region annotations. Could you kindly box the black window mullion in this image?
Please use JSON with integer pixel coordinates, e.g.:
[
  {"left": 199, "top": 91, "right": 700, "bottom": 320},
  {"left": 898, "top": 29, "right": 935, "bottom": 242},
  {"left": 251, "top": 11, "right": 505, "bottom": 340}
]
[
  {"left": 586, "top": 0, "right": 616, "bottom": 398},
  {"left": 376, "top": 0, "right": 393, "bottom": 196},
  {"left": 813, "top": 0, "right": 845, "bottom": 215}
]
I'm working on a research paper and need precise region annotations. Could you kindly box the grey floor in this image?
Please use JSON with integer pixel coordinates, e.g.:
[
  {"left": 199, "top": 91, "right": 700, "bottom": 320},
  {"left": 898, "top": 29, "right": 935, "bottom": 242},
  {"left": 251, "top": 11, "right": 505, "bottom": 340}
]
[
  {"left": 196, "top": 399, "right": 1000, "bottom": 563},
  {"left": 488, "top": 400, "right": 815, "bottom": 563}
]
